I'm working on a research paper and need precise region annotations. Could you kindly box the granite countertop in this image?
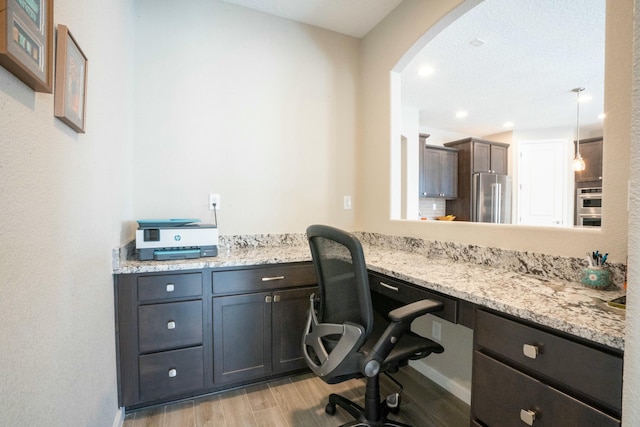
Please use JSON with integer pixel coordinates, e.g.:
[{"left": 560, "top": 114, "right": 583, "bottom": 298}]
[{"left": 113, "top": 237, "right": 625, "bottom": 351}]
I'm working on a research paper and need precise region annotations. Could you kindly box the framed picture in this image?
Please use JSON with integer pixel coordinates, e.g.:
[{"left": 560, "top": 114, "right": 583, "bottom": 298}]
[
  {"left": 54, "top": 24, "right": 87, "bottom": 133},
  {"left": 0, "top": 0, "right": 54, "bottom": 92}
]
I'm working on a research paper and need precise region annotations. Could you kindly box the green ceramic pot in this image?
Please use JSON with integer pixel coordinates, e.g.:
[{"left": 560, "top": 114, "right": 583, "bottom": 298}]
[{"left": 581, "top": 267, "right": 611, "bottom": 288}]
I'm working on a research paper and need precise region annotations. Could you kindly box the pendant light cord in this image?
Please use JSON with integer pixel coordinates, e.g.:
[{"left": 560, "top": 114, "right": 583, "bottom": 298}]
[{"left": 573, "top": 87, "right": 585, "bottom": 157}]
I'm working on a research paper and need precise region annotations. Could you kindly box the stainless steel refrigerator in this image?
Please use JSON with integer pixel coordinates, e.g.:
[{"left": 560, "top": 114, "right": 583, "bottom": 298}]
[{"left": 472, "top": 173, "right": 512, "bottom": 223}]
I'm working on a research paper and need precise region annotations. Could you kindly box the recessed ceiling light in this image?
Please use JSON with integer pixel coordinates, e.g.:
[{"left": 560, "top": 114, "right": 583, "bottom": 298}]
[
  {"left": 455, "top": 111, "right": 468, "bottom": 119},
  {"left": 418, "top": 65, "right": 434, "bottom": 77},
  {"left": 503, "top": 121, "right": 514, "bottom": 128},
  {"left": 578, "top": 94, "right": 593, "bottom": 103},
  {"left": 469, "top": 37, "right": 486, "bottom": 47}
]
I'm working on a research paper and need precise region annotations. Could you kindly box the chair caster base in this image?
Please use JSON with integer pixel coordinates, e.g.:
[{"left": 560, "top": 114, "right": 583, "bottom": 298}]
[{"left": 326, "top": 403, "right": 337, "bottom": 416}]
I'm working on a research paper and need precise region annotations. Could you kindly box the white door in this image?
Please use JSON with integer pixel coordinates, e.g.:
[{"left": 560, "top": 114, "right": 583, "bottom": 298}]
[{"left": 518, "top": 140, "right": 568, "bottom": 226}]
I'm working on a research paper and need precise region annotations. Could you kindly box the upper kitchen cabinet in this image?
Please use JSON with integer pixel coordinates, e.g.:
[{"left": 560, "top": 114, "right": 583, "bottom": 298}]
[
  {"left": 419, "top": 142, "right": 458, "bottom": 199},
  {"left": 445, "top": 138, "right": 509, "bottom": 175},
  {"left": 575, "top": 137, "right": 603, "bottom": 183}
]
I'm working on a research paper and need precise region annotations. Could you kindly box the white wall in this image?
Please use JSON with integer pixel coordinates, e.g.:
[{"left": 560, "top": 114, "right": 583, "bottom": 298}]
[
  {"left": 0, "top": 1, "right": 134, "bottom": 426},
  {"left": 401, "top": 106, "right": 419, "bottom": 218},
  {"left": 132, "top": 0, "right": 360, "bottom": 235},
  {"left": 622, "top": 2, "right": 640, "bottom": 424}
]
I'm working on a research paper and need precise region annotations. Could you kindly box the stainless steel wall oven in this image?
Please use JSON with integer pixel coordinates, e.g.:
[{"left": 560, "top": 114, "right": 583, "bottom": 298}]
[{"left": 576, "top": 187, "right": 602, "bottom": 227}]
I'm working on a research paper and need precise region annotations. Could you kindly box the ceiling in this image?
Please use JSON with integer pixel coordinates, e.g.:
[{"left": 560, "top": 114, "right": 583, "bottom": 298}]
[
  {"left": 221, "top": 0, "right": 606, "bottom": 138},
  {"left": 401, "top": 0, "right": 606, "bottom": 137},
  {"left": 220, "top": 0, "right": 403, "bottom": 38}
]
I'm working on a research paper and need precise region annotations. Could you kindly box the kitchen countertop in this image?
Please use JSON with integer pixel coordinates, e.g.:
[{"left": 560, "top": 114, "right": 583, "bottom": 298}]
[{"left": 113, "top": 239, "right": 625, "bottom": 351}]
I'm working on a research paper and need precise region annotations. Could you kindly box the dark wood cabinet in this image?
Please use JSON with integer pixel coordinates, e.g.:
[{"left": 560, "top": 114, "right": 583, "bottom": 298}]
[
  {"left": 213, "top": 291, "right": 273, "bottom": 384},
  {"left": 575, "top": 137, "right": 603, "bottom": 183},
  {"left": 368, "top": 272, "right": 458, "bottom": 323},
  {"left": 115, "top": 262, "right": 317, "bottom": 409},
  {"left": 471, "top": 141, "right": 508, "bottom": 174},
  {"left": 444, "top": 137, "right": 510, "bottom": 221},
  {"left": 115, "top": 271, "right": 207, "bottom": 408},
  {"left": 419, "top": 144, "right": 458, "bottom": 198},
  {"left": 212, "top": 267, "right": 317, "bottom": 385},
  {"left": 272, "top": 287, "right": 317, "bottom": 373},
  {"left": 471, "top": 309, "right": 622, "bottom": 426}
]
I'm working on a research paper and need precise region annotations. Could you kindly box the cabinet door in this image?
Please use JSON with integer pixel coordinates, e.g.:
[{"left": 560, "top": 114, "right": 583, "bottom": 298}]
[
  {"left": 272, "top": 287, "right": 317, "bottom": 373},
  {"left": 472, "top": 142, "right": 491, "bottom": 173},
  {"left": 490, "top": 144, "right": 508, "bottom": 175},
  {"left": 440, "top": 150, "right": 458, "bottom": 198},
  {"left": 213, "top": 292, "right": 272, "bottom": 384},
  {"left": 422, "top": 148, "right": 442, "bottom": 197}
]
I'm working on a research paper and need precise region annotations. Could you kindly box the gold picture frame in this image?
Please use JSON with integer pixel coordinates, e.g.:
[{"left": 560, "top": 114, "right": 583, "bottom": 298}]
[
  {"left": 0, "top": 0, "right": 54, "bottom": 92},
  {"left": 54, "top": 24, "right": 87, "bottom": 133}
]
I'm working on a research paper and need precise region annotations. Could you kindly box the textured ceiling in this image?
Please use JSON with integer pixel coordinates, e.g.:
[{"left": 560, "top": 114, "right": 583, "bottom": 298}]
[
  {"left": 401, "top": 0, "right": 606, "bottom": 137},
  {"left": 219, "top": 0, "right": 403, "bottom": 38}
]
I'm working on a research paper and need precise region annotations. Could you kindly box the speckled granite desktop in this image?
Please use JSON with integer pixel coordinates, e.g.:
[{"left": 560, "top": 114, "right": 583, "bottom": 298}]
[{"left": 113, "top": 232, "right": 626, "bottom": 350}]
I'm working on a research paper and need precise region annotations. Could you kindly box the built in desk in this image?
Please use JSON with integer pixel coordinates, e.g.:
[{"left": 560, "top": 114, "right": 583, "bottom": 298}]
[{"left": 113, "top": 240, "right": 625, "bottom": 424}]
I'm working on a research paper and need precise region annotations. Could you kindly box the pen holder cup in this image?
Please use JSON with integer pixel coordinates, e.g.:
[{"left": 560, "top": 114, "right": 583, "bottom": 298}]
[{"left": 581, "top": 267, "right": 611, "bottom": 289}]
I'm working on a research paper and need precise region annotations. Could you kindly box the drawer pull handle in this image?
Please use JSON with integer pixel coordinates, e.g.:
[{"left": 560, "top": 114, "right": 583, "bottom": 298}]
[
  {"left": 166, "top": 284, "right": 175, "bottom": 292},
  {"left": 168, "top": 368, "right": 177, "bottom": 378},
  {"left": 520, "top": 409, "right": 536, "bottom": 426},
  {"left": 523, "top": 344, "right": 539, "bottom": 359},
  {"left": 380, "top": 282, "right": 399, "bottom": 292},
  {"left": 167, "top": 321, "right": 176, "bottom": 330},
  {"left": 262, "top": 276, "right": 285, "bottom": 282}
]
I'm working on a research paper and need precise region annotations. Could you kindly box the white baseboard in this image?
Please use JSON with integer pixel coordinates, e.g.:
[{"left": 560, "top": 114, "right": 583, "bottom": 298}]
[
  {"left": 112, "top": 407, "right": 125, "bottom": 427},
  {"left": 408, "top": 360, "right": 471, "bottom": 405}
]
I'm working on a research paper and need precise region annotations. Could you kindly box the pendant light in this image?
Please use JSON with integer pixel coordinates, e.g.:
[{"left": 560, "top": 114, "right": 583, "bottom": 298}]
[{"left": 572, "top": 87, "right": 586, "bottom": 171}]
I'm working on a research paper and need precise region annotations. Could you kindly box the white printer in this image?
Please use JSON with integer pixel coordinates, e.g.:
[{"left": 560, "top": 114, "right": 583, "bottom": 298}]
[{"left": 135, "top": 218, "right": 218, "bottom": 261}]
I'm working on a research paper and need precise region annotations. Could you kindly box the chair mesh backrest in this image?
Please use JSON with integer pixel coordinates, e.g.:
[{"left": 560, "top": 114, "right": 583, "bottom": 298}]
[{"left": 307, "top": 225, "right": 373, "bottom": 336}]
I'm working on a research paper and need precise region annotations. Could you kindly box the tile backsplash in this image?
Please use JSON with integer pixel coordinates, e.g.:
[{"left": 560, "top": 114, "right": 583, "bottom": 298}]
[{"left": 418, "top": 197, "right": 447, "bottom": 220}]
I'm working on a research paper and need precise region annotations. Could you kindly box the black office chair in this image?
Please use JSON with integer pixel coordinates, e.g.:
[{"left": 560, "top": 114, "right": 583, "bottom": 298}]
[{"left": 303, "top": 225, "right": 444, "bottom": 427}]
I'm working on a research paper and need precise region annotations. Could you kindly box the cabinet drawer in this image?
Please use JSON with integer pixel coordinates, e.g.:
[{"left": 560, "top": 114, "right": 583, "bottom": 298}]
[
  {"left": 138, "top": 273, "right": 202, "bottom": 302},
  {"left": 212, "top": 263, "right": 316, "bottom": 295},
  {"left": 473, "top": 352, "right": 620, "bottom": 427},
  {"left": 369, "top": 273, "right": 457, "bottom": 323},
  {"left": 138, "top": 300, "right": 203, "bottom": 353},
  {"left": 475, "top": 310, "right": 622, "bottom": 413},
  {"left": 139, "top": 346, "right": 204, "bottom": 402}
]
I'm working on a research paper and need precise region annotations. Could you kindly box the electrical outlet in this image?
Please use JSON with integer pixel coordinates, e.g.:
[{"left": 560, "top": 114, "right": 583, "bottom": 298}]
[
  {"left": 209, "top": 193, "right": 221, "bottom": 210},
  {"left": 432, "top": 320, "right": 442, "bottom": 341},
  {"left": 344, "top": 196, "right": 352, "bottom": 210}
]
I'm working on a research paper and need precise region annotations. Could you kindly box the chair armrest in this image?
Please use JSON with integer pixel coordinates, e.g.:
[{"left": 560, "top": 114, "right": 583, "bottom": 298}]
[
  {"left": 361, "top": 299, "right": 443, "bottom": 377},
  {"left": 388, "top": 299, "right": 443, "bottom": 323}
]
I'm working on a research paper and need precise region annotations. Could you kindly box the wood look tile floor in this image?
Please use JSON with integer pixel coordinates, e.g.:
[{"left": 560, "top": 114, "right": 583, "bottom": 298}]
[{"left": 123, "top": 366, "right": 470, "bottom": 427}]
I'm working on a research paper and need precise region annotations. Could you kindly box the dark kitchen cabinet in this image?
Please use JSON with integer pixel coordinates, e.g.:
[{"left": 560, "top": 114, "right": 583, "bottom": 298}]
[
  {"left": 115, "top": 263, "right": 317, "bottom": 409},
  {"left": 575, "top": 137, "right": 603, "bottom": 183},
  {"left": 115, "top": 271, "right": 207, "bottom": 408},
  {"left": 444, "top": 137, "right": 510, "bottom": 221},
  {"left": 471, "top": 309, "right": 622, "bottom": 426},
  {"left": 419, "top": 144, "right": 458, "bottom": 198},
  {"left": 212, "top": 291, "right": 273, "bottom": 384},
  {"left": 471, "top": 141, "right": 508, "bottom": 174},
  {"left": 211, "top": 265, "right": 317, "bottom": 385}
]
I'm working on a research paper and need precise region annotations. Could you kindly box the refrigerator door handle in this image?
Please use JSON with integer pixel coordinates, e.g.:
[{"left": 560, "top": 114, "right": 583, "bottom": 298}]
[{"left": 491, "top": 182, "right": 502, "bottom": 223}]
